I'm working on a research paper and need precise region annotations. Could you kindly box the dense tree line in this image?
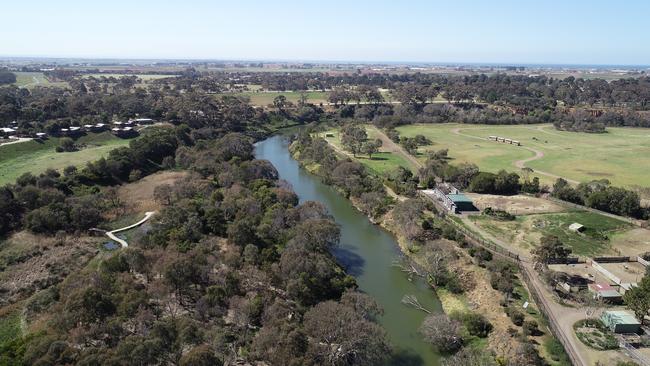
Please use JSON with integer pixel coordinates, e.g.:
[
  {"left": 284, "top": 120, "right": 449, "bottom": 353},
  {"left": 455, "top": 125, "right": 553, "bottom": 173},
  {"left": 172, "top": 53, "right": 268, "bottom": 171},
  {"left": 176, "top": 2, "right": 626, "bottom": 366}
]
[
  {"left": 290, "top": 132, "right": 394, "bottom": 219},
  {"left": 552, "top": 178, "right": 648, "bottom": 219},
  {"left": 0, "top": 70, "right": 17, "bottom": 85},
  {"left": 1, "top": 133, "right": 393, "bottom": 366}
]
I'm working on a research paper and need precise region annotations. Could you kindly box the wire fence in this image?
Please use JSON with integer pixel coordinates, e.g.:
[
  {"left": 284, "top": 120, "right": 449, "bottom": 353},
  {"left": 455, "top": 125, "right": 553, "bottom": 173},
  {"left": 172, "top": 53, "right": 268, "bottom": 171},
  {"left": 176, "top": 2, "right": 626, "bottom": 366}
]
[
  {"left": 543, "top": 195, "right": 646, "bottom": 227},
  {"left": 519, "top": 266, "right": 585, "bottom": 366}
]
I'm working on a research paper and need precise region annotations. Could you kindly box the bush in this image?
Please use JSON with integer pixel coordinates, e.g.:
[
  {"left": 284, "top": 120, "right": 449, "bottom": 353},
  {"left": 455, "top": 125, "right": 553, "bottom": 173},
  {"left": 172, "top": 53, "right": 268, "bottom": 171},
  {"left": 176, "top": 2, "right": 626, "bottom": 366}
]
[
  {"left": 522, "top": 320, "right": 542, "bottom": 336},
  {"left": 452, "top": 311, "right": 493, "bottom": 338},
  {"left": 507, "top": 307, "right": 525, "bottom": 326},
  {"left": 56, "top": 137, "right": 77, "bottom": 153}
]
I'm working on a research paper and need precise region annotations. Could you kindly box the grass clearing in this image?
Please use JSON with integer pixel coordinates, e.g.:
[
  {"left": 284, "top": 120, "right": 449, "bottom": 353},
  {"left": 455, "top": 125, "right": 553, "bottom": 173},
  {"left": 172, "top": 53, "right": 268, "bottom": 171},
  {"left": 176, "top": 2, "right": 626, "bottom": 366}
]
[
  {"left": 469, "top": 211, "right": 632, "bottom": 256},
  {"left": 0, "top": 132, "right": 131, "bottom": 186},
  {"left": 396, "top": 123, "right": 650, "bottom": 188},
  {"left": 13, "top": 72, "right": 68, "bottom": 89},
  {"left": 319, "top": 128, "right": 413, "bottom": 173}
]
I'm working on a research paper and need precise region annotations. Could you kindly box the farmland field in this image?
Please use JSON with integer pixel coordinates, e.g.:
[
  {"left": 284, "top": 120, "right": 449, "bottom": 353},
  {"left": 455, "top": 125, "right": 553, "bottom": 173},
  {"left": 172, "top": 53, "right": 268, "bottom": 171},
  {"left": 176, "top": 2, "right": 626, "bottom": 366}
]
[
  {"left": 0, "top": 132, "right": 131, "bottom": 185},
  {"left": 395, "top": 123, "right": 650, "bottom": 188},
  {"left": 13, "top": 72, "right": 68, "bottom": 88}
]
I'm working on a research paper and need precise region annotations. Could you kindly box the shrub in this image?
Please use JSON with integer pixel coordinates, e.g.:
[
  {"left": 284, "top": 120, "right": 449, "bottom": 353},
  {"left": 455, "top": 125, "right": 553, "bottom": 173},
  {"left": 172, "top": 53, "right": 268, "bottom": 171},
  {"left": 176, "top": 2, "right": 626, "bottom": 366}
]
[
  {"left": 452, "top": 311, "right": 493, "bottom": 338},
  {"left": 507, "top": 307, "right": 525, "bottom": 326},
  {"left": 523, "top": 320, "right": 542, "bottom": 336}
]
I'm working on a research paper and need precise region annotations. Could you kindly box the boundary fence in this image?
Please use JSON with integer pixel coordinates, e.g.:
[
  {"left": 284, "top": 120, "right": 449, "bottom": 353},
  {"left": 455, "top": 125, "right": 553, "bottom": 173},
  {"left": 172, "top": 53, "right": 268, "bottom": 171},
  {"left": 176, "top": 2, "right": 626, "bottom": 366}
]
[{"left": 519, "top": 266, "right": 584, "bottom": 366}]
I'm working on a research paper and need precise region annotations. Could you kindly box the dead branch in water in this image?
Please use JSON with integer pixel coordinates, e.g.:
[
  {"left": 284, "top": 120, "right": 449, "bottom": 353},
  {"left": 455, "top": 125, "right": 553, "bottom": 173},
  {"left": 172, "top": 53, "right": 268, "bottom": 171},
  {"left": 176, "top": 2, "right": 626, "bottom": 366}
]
[{"left": 401, "top": 295, "right": 431, "bottom": 314}]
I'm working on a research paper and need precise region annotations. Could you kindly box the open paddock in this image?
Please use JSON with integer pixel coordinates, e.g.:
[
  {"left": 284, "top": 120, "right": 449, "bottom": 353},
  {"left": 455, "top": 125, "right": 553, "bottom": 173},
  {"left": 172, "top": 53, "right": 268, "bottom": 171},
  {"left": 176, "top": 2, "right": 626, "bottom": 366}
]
[
  {"left": 597, "top": 261, "right": 646, "bottom": 284},
  {"left": 466, "top": 193, "right": 566, "bottom": 215},
  {"left": 395, "top": 123, "right": 650, "bottom": 188},
  {"left": 610, "top": 228, "right": 650, "bottom": 257},
  {"left": 548, "top": 263, "right": 611, "bottom": 285},
  {"left": 469, "top": 210, "right": 633, "bottom": 257}
]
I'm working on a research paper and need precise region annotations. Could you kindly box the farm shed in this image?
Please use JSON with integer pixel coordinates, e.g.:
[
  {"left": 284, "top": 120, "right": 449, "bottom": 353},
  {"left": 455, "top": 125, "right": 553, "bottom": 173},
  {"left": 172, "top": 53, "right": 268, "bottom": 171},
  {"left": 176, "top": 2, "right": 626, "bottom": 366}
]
[
  {"left": 588, "top": 283, "right": 622, "bottom": 303},
  {"left": 1, "top": 127, "right": 16, "bottom": 137},
  {"left": 569, "top": 223, "right": 585, "bottom": 232},
  {"left": 601, "top": 310, "right": 641, "bottom": 334},
  {"left": 447, "top": 193, "right": 476, "bottom": 213}
]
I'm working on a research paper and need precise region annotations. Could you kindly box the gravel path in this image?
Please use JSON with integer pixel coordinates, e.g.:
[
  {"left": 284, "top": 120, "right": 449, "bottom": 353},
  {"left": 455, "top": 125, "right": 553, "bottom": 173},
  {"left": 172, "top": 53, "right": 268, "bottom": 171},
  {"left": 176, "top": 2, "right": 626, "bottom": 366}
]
[{"left": 106, "top": 211, "right": 155, "bottom": 248}]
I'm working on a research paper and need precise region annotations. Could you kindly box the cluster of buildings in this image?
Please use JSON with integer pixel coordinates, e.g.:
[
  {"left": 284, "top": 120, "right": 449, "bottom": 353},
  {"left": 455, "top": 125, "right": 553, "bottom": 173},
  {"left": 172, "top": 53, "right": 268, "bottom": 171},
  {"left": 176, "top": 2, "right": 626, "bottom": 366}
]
[
  {"left": 110, "top": 118, "right": 153, "bottom": 137},
  {"left": 1, "top": 118, "right": 155, "bottom": 141},
  {"left": 422, "top": 183, "right": 476, "bottom": 214}
]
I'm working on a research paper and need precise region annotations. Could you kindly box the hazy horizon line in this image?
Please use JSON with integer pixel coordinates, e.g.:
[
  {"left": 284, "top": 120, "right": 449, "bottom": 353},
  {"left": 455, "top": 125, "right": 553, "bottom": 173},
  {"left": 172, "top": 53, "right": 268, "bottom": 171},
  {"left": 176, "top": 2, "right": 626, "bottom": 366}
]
[{"left": 2, "top": 55, "right": 649, "bottom": 69}]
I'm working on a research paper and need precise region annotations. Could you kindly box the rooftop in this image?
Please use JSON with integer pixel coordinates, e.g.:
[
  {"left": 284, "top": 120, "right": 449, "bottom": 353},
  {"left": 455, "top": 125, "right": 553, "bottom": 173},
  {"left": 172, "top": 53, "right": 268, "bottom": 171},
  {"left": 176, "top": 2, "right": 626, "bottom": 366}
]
[
  {"left": 603, "top": 310, "right": 640, "bottom": 325},
  {"left": 448, "top": 193, "right": 473, "bottom": 203}
]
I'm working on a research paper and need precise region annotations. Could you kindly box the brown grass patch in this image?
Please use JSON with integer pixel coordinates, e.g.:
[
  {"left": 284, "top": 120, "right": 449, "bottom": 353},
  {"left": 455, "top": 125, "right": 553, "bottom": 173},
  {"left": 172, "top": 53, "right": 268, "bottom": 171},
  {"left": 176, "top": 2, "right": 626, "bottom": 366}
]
[
  {"left": 118, "top": 170, "right": 189, "bottom": 213},
  {"left": 466, "top": 193, "right": 565, "bottom": 215},
  {"left": 0, "top": 231, "right": 99, "bottom": 305}
]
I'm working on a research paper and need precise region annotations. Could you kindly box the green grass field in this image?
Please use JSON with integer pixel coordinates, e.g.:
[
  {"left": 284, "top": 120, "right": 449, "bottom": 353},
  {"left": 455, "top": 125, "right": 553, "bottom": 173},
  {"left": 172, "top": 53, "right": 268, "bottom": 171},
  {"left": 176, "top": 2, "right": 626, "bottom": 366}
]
[
  {"left": 13, "top": 72, "right": 69, "bottom": 89},
  {"left": 320, "top": 129, "right": 413, "bottom": 174},
  {"left": 216, "top": 90, "right": 329, "bottom": 106},
  {"left": 0, "top": 132, "right": 131, "bottom": 186},
  {"left": 470, "top": 211, "right": 631, "bottom": 256},
  {"left": 396, "top": 123, "right": 650, "bottom": 188}
]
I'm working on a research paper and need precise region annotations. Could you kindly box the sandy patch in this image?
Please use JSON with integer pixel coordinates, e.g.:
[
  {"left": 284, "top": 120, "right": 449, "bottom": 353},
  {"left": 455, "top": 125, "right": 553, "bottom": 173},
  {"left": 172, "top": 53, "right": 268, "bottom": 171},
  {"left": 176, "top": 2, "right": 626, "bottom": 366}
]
[{"left": 466, "top": 193, "right": 565, "bottom": 215}]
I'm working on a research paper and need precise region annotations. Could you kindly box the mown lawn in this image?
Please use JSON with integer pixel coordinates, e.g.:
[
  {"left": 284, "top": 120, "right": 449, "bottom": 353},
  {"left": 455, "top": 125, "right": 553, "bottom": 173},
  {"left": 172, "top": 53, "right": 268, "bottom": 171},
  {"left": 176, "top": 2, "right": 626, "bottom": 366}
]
[
  {"left": 0, "top": 132, "right": 131, "bottom": 186},
  {"left": 396, "top": 123, "right": 650, "bottom": 188}
]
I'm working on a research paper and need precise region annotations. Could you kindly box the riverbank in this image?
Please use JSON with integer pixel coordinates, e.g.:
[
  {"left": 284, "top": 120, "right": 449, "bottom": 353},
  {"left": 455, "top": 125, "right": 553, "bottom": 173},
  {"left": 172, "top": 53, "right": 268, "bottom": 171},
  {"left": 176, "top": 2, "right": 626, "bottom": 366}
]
[
  {"left": 287, "top": 134, "right": 571, "bottom": 365},
  {"left": 256, "top": 136, "right": 443, "bottom": 365}
]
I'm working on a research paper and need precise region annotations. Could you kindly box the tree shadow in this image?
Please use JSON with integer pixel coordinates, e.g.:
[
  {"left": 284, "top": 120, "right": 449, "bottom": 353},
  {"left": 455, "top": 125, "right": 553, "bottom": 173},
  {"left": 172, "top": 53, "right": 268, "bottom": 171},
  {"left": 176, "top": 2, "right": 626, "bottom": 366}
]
[
  {"left": 388, "top": 349, "right": 425, "bottom": 366},
  {"left": 332, "top": 246, "right": 365, "bottom": 277}
]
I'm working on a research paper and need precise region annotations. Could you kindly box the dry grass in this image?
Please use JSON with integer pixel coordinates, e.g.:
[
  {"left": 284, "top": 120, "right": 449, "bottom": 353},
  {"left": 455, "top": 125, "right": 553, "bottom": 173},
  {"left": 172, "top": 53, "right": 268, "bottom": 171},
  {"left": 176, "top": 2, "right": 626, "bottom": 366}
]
[
  {"left": 466, "top": 193, "right": 566, "bottom": 215},
  {"left": 610, "top": 228, "right": 650, "bottom": 256},
  {"left": 117, "top": 170, "right": 189, "bottom": 213},
  {"left": 0, "top": 232, "right": 99, "bottom": 304}
]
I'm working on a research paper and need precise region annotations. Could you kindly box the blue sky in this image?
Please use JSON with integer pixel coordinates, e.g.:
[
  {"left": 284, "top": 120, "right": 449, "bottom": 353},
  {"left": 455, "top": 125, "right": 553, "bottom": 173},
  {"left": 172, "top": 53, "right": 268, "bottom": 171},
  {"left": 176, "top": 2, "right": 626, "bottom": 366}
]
[{"left": 2, "top": 0, "right": 648, "bottom": 65}]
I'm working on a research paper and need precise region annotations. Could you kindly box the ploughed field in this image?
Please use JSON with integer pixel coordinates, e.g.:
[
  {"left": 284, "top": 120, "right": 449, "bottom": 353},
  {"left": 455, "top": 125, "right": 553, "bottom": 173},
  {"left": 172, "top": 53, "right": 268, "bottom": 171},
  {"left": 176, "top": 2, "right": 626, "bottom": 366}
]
[{"left": 396, "top": 123, "right": 650, "bottom": 188}]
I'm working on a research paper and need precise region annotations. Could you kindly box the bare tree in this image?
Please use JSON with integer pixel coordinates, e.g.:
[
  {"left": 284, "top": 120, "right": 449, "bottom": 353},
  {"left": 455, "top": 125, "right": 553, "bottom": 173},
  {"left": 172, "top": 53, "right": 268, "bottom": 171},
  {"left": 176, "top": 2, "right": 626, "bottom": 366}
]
[{"left": 420, "top": 314, "right": 463, "bottom": 353}]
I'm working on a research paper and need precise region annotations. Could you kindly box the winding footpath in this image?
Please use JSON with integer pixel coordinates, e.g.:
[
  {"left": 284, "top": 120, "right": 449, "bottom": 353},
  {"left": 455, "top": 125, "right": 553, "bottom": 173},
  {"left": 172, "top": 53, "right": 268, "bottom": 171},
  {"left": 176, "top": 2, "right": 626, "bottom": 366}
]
[{"left": 106, "top": 211, "right": 155, "bottom": 248}]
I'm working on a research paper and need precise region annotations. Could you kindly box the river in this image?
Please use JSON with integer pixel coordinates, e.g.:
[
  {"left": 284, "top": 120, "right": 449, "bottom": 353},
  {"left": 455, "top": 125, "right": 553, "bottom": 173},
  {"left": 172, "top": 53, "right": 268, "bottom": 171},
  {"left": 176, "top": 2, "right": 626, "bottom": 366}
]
[{"left": 254, "top": 135, "right": 442, "bottom": 366}]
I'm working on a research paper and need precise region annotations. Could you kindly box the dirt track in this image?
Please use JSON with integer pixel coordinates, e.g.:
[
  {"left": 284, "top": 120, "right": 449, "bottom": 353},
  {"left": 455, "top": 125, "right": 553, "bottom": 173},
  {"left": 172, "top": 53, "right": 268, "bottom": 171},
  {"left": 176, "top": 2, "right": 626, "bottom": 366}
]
[
  {"left": 368, "top": 126, "right": 423, "bottom": 169},
  {"left": 450, "top": 127, "right": 579, "bottom": 184}
]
